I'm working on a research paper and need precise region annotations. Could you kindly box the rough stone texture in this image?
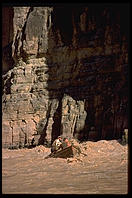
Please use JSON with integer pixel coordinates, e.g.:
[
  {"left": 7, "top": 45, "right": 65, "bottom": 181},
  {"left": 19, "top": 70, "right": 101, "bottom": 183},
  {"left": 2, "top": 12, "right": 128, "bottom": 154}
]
[
  {"left": 61, "top": 95, "right": 87, "bottom": 140},
  {"left": 12, "top": 7, "right": 53, "bottom": 60},
  {"left": 2, "top": 5, "right": 128, "bottom": 148}
]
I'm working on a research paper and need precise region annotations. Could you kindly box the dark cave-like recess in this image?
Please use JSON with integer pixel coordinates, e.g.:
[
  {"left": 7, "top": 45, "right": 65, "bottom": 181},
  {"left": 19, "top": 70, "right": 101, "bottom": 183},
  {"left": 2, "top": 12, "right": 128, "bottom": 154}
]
[{"left": 2, "top": 7, "right": 14, "bottom": 74}]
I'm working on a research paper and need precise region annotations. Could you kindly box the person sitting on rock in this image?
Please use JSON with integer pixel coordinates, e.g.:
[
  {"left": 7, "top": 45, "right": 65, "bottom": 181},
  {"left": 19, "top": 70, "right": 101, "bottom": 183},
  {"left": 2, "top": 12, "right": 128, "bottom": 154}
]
[
  {"left": 62, "top": 137, "right": 71, "bottom": 149},
  {"left": 51, "top": 136, "right": 63, "bottom": 153}
]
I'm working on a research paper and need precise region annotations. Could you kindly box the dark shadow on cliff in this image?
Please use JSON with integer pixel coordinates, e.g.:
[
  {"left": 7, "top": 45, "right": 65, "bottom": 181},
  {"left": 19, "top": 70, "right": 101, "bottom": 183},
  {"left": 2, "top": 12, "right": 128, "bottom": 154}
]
[
  {"left": 2, "top": 7, "right": 14, "bottom": 74},
  {"left": 39, "top": 4, "right": 129, "bottom": 145},
  {"left": 36, "top": 93, "right": 64, "bottom": 146},
  {"left": 51, "top": 94, "right": 63, "bottom": 144}
]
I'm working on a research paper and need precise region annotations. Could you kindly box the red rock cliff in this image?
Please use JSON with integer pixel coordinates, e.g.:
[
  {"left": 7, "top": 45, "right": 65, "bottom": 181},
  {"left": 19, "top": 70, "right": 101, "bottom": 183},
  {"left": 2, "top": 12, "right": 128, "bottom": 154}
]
[{"left": 2, "top": 5, "right": 129, "bottom": 148}]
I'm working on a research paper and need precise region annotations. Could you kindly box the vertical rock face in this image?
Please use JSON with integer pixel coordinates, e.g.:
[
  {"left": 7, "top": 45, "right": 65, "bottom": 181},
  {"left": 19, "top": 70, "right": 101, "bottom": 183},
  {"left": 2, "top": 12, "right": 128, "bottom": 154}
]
[
  {"left": 2, "top": 7, "right": 14, "bottom": 74},
  {"left": 2, "top": 5, "right": 128, "bottom": 148}
]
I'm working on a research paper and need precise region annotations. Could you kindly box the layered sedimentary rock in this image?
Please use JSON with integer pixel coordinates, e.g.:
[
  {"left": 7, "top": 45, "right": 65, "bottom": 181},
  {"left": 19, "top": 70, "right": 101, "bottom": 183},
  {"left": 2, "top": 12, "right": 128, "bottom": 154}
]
[{"left": 2, "top": 5, "right": 128, "bottom": 148}]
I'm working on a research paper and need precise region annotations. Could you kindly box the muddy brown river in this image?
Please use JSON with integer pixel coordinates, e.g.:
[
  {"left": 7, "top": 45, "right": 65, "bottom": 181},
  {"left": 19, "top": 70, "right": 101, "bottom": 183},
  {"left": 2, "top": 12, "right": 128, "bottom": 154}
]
[{"left": 2, "top": 140, "right": 128, "bottom": 194}]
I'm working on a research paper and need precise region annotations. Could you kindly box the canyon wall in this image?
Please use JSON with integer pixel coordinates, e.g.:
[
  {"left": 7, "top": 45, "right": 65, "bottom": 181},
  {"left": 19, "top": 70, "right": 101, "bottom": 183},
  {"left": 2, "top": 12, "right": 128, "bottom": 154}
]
[{"left": 2, "top": 5, "right": 128, "bottom": 148}]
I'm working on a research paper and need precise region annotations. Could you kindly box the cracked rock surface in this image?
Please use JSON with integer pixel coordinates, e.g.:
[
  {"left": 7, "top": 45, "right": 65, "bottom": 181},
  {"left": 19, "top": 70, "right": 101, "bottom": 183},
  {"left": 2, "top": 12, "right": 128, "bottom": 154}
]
[{"left": 2, "top": 5, "right": 128, "bottom": 148}]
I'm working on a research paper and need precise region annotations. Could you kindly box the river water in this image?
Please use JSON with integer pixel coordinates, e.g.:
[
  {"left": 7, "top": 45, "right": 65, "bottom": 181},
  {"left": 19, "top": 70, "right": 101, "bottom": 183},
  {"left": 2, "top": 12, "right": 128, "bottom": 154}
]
[{"left": 2, "top": 140, "right": 128, "bottom": 194}]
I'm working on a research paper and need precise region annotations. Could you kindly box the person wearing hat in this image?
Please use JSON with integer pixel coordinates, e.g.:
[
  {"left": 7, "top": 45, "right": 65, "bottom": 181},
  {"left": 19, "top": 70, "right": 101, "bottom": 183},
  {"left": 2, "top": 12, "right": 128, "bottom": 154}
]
[
  {"left": 62, "top": 137, "right": 71, "bottom": 149},
  {"left": 51, "top": 136, "right": 63, "bottom": 153}
]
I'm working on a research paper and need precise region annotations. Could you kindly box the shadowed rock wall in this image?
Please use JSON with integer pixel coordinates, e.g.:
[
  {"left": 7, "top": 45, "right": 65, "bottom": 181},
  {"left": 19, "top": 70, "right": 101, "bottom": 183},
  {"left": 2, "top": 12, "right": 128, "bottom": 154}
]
[{"left": 2, "top": 5, "right": 128, "bottom": 148}]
